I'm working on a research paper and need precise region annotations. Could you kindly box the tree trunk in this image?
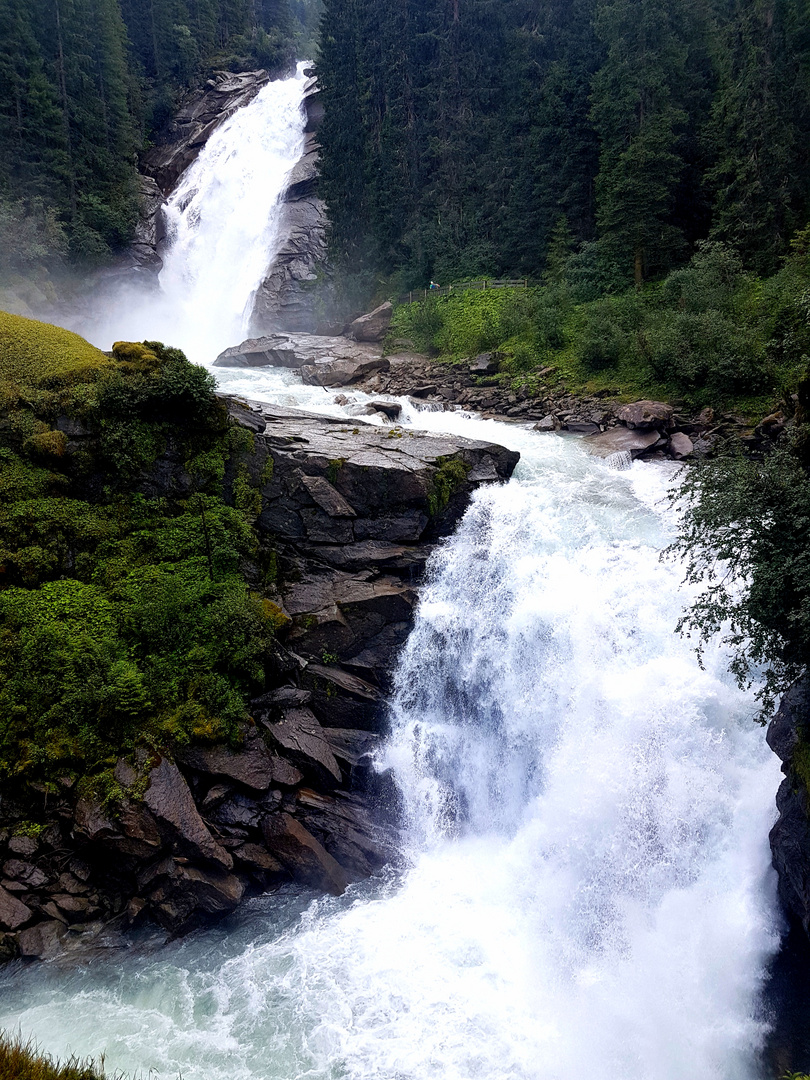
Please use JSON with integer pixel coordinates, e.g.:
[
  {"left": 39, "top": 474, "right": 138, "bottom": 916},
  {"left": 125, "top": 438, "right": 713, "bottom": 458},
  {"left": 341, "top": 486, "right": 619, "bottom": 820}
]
[{"left": 634, "top": 246, "right": 643, "bottom": 288}]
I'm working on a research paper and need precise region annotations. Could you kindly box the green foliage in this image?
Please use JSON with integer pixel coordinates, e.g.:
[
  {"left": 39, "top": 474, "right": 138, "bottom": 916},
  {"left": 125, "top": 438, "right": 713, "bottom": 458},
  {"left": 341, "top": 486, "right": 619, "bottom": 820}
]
[
  {"left": 667, "top": 429, "right": 810, "bottom": 719},
  {"left": 394, "top": 238, "right": 810, "bottom": 407},
  {"left": 0, "top": 322, "right": 280, "bottom": 789},
  {"left": 427, "top": 455, "right": 470, "bottom": 517}
]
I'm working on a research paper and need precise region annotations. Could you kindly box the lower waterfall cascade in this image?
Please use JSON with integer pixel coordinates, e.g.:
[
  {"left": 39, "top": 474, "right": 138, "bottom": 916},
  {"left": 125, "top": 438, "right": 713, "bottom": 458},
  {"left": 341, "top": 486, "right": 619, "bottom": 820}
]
[{"left": 0, "top": 404, "right": 784, "bottom": 1080}]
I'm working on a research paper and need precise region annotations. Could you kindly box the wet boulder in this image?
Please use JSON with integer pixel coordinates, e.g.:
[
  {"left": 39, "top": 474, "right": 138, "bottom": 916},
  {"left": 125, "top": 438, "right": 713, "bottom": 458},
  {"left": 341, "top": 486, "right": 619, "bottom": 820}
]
[
  {"left": 582, "top": 427, "right": 661, "bottom": 459},
  {"left": 299, "top": 355, "right": 390, "bottom": 387},
  {"left": 261, "top": 813, "right": 349, "bottom": 894}
]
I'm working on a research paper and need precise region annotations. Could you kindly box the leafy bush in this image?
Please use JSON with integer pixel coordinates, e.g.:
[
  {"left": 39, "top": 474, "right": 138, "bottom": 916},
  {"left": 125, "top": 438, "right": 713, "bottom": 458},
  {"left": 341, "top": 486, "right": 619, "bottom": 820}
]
[
  {"left": 0, "top": 321, "right": 279, "bottom": 788},
  {"left": 669, "top": 418, "right": 810, "bottom": 718},
  {"left": 640, "top": 309, "right": 766, "bottom": 392}
]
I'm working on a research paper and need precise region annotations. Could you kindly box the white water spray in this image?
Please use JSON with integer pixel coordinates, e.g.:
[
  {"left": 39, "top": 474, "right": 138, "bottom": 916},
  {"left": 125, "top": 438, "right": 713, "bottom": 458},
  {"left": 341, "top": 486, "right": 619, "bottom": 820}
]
[{"left": 0, "top": 422, "right": 783, "bottom": 1080}]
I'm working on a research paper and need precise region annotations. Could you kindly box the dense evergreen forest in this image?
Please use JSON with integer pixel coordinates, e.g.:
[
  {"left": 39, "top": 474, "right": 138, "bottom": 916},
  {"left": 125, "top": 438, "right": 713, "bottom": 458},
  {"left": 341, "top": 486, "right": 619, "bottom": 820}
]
[
  {"left": 0, "top": 0, "right": 319, "bottom": 266},
  {"left": 317, "top": 0, "right": 810, "bottom": 289}
]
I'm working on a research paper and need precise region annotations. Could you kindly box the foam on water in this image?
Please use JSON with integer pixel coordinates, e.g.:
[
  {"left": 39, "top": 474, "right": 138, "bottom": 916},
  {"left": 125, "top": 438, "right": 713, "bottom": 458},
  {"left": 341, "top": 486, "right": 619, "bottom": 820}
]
[{"left": 0, "top": 422, "right": 783, "bottom": 1080}]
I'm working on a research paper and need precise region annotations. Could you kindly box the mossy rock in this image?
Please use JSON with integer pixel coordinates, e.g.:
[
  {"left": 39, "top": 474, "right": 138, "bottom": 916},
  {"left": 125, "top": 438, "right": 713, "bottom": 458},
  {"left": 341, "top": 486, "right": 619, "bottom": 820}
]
[{"left": 0, "top": 312, "right": 111, "bottom": 389}]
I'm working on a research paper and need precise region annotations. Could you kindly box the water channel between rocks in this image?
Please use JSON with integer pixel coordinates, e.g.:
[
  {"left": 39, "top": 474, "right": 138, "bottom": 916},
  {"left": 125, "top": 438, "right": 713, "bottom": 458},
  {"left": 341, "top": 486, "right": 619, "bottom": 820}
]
[{"left": 0, "top": 375, "right": 785, "bottom": 1079}]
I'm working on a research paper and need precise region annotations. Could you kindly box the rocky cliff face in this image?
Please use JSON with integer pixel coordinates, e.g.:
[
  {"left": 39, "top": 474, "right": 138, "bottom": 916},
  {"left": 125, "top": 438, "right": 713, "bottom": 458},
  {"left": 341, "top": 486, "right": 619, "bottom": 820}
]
[
  {"left": 768, "top": 676, "right": 810, "bottom": 934},
  {"left": 0, "top": 400, "right": 517, "bottom": 960},
  {"left": 250, "top": 75, "right": 329, "bottom": 334}
]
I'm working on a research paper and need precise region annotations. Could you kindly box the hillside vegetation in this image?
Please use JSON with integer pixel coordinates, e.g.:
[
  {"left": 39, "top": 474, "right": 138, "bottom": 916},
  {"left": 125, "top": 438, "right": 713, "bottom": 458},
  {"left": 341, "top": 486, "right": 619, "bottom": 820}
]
[
  {"left": 0, "top": 315, "right": 281, "bottom": 803},
  {"left": 391, "top": 236, "right": 810, "bottom": 415}
]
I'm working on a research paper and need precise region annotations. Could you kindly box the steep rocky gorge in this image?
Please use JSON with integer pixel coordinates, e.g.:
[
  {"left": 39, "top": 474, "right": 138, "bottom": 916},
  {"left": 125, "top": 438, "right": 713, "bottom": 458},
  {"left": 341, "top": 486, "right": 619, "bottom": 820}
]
[
  {"left": 0, "top": 397, "right": 517, "bottom": 961},
  {"left": 132, "top": 67, "right": 327, "bottom": 334}
]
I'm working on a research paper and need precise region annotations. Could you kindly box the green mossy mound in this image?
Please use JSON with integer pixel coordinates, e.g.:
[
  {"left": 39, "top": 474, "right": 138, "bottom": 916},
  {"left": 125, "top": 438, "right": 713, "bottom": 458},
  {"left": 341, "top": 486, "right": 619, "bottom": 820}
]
[{"left": 0, "top": 312, "right": 111, "bottom": 390}]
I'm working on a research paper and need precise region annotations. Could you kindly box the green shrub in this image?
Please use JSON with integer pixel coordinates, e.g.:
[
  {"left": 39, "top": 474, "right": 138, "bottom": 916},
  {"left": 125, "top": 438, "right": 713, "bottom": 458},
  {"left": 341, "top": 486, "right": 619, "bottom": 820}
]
[{"left": 641, "top": 309, "right": 765, "bottom": 392}]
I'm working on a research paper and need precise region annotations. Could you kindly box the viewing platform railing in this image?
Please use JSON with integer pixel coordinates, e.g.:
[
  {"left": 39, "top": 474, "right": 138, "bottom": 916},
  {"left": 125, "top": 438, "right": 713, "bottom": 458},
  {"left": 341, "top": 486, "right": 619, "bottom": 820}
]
[{"left": 396, "top": 278, "right": 530, "bottom": 304}]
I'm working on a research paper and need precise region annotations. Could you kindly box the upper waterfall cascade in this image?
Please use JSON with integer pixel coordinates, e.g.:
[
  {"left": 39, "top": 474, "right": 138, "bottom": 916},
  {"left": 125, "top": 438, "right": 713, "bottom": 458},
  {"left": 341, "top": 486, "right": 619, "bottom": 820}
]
[
  {"left": 157, "top": 64, "right": 309, "bottom": 359},
  {"left": 80, "top": 65, "right": 309, "bottom": 360}
]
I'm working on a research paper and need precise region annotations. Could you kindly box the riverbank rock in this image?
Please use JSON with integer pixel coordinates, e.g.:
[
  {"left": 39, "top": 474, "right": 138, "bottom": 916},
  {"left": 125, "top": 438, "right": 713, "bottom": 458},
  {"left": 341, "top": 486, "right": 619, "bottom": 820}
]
[
  {"left": 583, "top": 427, "right": 662, "bottom": 459},
  {"left": 300, "top": 355, "right": 390, "bottom": 387},
  {"left": 348, "top": 302, "right": 393, "bottom": 342},
  {"left": 616, "top": 400, "right": 674, "bottom": 431},
  {"left": 214, "top": 333, "right": 386, "bottom": 375},
  {"left": 768, "top": 677, "right": 810, "bottom": 936}
]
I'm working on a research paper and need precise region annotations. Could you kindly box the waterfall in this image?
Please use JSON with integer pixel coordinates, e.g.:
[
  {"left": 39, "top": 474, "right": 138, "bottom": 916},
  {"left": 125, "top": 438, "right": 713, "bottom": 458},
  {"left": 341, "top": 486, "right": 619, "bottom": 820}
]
[
  {"left": 76, "top": 65, "right": 308, "bottom": 359},
  {"left": 0, "top": 423, "right": 783, "bottom": 1080}
]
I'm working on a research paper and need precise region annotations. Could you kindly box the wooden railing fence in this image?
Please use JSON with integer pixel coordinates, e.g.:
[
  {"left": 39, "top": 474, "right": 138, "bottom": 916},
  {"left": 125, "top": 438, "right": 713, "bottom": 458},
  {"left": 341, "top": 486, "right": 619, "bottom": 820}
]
[{"left": 396, "top": 278, "right": 530, "bottom": 304}]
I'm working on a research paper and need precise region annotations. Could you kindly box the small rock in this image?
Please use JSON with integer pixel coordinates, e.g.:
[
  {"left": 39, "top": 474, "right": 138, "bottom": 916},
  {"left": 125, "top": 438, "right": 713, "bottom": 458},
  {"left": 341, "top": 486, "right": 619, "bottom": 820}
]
[
  {"left": 8, "top": 836, "right": 38, "bottom": 857},
  {"left": 0, "top": 885, "right": 32, "bottom": 930},
  {"left": 17, "top": 919, "right": 66, "bottom": 959},
  {"left": 409, "top": 385, "right": 438, "bottom": 399},
  {"left": 366, "top": 400, "right": 402, "bottom": 420},
  {"left": 469, "top": 353, "right": 499, "bottom": 376},
  {"left": 533, "top": 415, "right": 557, "bottom": 432}
]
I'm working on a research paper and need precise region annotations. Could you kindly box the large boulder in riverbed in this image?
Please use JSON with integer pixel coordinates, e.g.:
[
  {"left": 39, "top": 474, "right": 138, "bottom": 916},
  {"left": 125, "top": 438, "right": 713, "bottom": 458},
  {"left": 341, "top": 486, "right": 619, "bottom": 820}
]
[
  {"left": 214, "top": 335, "right": 301, "bottom": 368},
  {"left": 347, "top": 302, "right": 393, "bottom": 342},
  {"left": 300, "top": 355, "right": 390, "bottom": 387},
  {"left": 616, "top": 400, "right": 674, "bottom": 431},
  {"left": 582, "top": 427, "right": 661, "bottom": 459}
]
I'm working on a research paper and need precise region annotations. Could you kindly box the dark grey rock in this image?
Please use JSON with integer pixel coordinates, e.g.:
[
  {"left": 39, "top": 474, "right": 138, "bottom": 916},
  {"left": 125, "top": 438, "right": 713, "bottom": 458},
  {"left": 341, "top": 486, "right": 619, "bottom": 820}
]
[
  {"left": 144, "top": 757, "right": 233, "bottom": 869},
  {"left": 0, "top": 885, "right": 32, "bottom": 930},
  {"left": 348, "top": 302, "right": 393, "bottom": 343}
]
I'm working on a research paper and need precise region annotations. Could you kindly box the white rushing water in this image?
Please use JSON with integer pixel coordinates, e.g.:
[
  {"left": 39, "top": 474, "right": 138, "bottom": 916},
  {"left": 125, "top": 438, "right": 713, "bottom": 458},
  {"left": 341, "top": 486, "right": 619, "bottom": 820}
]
[
  {"left": 77, "top": 63, "right": 309, "bottom": 359},
  {"left": 0, "top": 416, "right": 783, "bottom": 1080}
]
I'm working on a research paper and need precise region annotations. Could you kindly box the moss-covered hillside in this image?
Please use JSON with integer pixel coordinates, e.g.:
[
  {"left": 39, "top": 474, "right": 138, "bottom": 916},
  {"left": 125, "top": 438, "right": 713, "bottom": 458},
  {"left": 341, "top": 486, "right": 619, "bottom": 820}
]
[
  {"left": 0, "top": 313, "right": 112, "bottom": 389},
  {"left": 0, "top": 314, "right": 281, "bottom": 810}
]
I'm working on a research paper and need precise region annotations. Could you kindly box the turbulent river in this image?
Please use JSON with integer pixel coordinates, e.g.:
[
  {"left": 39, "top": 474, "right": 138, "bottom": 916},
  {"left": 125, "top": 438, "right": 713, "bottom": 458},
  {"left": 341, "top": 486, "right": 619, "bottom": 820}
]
[{"left": 0, "top": 65, "right": 789, "bottom": 1080}]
